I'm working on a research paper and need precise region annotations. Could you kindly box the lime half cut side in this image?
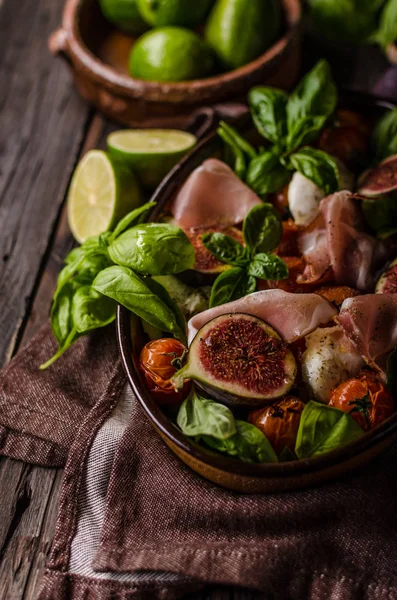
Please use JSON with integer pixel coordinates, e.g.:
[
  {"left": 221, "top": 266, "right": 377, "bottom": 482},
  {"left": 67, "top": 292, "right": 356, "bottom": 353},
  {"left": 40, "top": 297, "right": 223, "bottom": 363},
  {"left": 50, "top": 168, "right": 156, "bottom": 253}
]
[
  {"left": 67, "top": 150, "right": 142, "bottom": 243},
  {"left": 107, "top": 129, "right": 197, "bottom": 189}
]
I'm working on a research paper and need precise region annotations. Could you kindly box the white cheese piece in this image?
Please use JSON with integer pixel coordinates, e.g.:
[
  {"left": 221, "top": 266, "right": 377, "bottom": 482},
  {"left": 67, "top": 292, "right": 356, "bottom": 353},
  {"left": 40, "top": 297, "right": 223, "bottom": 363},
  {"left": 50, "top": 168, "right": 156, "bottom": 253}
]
[
  {"left": 288, "top": 158, "right": 354, "bottom": 227},
  {"left": 302, "top": 326, "right": 365, "bottom": 403}
]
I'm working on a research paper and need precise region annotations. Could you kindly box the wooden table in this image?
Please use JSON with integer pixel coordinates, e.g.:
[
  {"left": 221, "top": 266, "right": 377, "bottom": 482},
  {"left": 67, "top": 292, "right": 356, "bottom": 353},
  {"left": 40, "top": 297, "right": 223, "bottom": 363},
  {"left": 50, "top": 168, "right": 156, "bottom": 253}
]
[{"left": 0, "top": 0, "right": 393, "bottom": 597}]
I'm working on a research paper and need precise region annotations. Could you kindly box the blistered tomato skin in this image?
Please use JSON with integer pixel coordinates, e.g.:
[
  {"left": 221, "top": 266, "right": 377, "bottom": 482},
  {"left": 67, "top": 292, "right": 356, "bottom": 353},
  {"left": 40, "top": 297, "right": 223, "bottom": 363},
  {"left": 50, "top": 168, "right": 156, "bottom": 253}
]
[
  {"left": 249, "top": 396, "right": 305, "bottom": 455},
  {"left": 140, "top": 339, "right": 190, "bottom": 406},
  {"left": 329, "top": 371, "right": 395, "bottom": 431}
]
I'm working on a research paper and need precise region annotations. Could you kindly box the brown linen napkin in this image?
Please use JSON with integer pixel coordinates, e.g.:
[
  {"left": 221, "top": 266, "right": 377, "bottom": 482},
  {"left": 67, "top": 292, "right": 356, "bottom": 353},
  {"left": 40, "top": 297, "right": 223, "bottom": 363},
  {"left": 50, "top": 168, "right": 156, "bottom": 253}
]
[
  {"left": 89, "top": 395, "right": 397, "bottom": 599},
  {"left": 0, "top": 323, "right": 118, "bottom": 466}
]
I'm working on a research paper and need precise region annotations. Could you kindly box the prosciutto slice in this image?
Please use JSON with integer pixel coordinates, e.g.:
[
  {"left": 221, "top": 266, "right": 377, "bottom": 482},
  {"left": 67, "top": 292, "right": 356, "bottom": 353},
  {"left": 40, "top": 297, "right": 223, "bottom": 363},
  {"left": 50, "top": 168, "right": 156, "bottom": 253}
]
[
  {"left": 337, "top": 294, "right": 397, "bottom": 373},
  {"left": 298, "top": 191, "right": 389, "bottom": 290},
  {"left": 170, "top": 159, "right": 262, "bottom": 230},
  {"left": 188, "top": 289, "right": 337, "bottom": 344}
]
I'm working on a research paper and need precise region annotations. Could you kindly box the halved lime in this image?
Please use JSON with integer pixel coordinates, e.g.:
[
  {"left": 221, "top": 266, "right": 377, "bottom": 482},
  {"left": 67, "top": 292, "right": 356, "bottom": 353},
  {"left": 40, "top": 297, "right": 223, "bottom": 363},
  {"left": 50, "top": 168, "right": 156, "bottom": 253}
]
[
  {"left": 107, "top": 129, "right": 197, "bottom": 189},
  {"left": 67, "top": 150, "right": 142, "bottom": 243}
]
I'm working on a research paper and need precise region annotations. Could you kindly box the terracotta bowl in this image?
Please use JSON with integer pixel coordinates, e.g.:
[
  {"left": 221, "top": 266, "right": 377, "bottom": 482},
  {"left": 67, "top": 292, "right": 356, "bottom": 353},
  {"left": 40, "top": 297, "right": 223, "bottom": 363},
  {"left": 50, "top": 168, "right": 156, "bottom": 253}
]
[
  {"left": 117, "top": 91, "right": 397, "bottom": 494},
  {"left": 49, "top": 0, "right": 302, "bottom": 128}
]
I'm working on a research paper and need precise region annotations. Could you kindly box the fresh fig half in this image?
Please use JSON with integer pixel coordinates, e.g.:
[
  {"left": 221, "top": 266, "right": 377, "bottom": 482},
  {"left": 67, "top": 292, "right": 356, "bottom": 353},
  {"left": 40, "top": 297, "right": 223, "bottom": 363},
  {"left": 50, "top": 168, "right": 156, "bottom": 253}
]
[
  {"left": 357, "top": 154, "right": 397, "bottom": 197},
  {"left": 376, "top": 258, "right": 397, "bottom": 294},
  {"left": 186, "top": 226, "right": 244, "bottom": 274},
  {"left": 171, "top": 313, "right": 297, "bottom": 407}
]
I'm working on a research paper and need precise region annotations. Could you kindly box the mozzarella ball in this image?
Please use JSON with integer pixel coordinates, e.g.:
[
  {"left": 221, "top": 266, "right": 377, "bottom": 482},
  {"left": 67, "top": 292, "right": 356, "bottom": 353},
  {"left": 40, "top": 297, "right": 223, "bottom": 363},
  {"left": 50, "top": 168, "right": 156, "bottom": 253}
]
[{"left": 302, "top": 326, "right": 365, "bottom": 403}]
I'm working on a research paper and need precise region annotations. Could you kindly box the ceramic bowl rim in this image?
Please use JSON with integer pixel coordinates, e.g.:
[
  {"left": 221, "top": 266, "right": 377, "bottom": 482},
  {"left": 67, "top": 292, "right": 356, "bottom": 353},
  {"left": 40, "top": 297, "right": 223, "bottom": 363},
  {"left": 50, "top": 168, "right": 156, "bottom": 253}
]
[{"left": 117, "top": 90, "right": 397, "bottom": 480}]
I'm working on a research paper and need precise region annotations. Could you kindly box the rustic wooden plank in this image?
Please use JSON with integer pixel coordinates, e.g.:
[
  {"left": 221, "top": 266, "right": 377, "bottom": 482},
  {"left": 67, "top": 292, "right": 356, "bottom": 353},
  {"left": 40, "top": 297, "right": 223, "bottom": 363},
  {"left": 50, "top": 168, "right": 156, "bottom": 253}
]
[
  {"left": 0, "top": 464, "right": 58, "bottom": 599},
  {"left": 0, "top": 0, "right": 92, "bottom": 367},
  {"left": 21, "top": 471, "right": 64, "bottom": 600},
  {"left": 0, "top": 114, "right": 108, "bottom": 599}
]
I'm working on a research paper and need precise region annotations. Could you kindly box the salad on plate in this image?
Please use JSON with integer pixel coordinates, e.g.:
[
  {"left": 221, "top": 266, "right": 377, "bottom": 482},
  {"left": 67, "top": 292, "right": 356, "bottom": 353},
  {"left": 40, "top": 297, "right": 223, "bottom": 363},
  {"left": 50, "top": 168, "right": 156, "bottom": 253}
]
[{"left": 43, "top": 60, "right": 397, "bottom": 465}]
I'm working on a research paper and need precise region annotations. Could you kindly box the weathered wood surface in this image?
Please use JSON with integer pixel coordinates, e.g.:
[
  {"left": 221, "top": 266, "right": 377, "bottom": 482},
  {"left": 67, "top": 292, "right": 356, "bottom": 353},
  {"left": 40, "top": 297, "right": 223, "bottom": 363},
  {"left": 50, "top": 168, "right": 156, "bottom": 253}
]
[{"left": 0, "top": 0, "right": 394, "bottom": 597}]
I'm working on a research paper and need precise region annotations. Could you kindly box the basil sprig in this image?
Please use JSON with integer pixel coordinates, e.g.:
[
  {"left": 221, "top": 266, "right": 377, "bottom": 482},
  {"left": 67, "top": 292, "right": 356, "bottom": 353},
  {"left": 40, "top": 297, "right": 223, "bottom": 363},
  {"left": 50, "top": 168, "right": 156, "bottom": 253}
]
[
  {"left": 219, "top": 60, "right": 340, "bottom": 195},
  {"left": 177, "top": 388, "right": 278, "bottom": 464},
  {"left": 295, "top": 401, "right": 364, "bottom": 459},
  {"left": 203, "top": 204, "right": 288, "bottom": 308},
  {"left": 42, "top": 201, "right": 193, "bottom": 368},
  {"left": 177, "top": 388, "right": 237, "bottom": 440},
  {"left": 286, "top": 147, "right": 339, "bottom": 196}
]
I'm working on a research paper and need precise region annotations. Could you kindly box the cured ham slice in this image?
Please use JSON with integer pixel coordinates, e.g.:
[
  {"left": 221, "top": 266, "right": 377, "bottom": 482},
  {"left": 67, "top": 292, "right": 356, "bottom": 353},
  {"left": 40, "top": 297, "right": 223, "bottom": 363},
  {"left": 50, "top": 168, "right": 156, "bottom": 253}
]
[
  {"left": 337, "top": 294, "right": 397, "bottom": 373},
  {"left": 298, "top": 191, "right": 388, "bottom": 290},
  {"left": 301, "top": 326, "right": 365, "bottom": 402},
  {"left": 297, "top": 213, "right": 330, "bottom": 284},
  {"left": 188, "top": 289, "right": 337, "bottom": 344},
  {"left": 170, "top": 159, "right": 262, "bottom": 230}
]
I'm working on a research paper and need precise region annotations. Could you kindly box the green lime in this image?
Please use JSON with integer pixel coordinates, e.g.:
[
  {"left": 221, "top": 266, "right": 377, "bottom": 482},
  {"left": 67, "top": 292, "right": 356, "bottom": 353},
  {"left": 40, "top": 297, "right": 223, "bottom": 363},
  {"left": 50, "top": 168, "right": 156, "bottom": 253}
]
[
  {"left": 67, "top": 150, "right": 142, "bottom": 243},
  {"left": 128, "top": 27, "right": 214, "bottom": 82},
  {"left": 107, "top": 129, "right": 197, "bottom": 189},
  {"left": 205, "top": 0, "right": 281, "bottom": 70},
  {"left": 137, "top": 0, "right": 213, "bottom": 27},
  {"left": 99, "top": 0, "right": 148, "bottom": 35}
]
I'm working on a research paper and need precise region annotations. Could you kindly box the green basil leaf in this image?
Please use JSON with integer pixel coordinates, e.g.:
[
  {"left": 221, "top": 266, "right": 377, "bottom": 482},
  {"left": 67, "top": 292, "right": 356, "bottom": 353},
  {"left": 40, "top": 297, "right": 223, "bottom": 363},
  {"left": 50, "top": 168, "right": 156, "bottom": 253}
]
[
  {"left": 203, "top": 420, "right": 278, "bottom": 463},
  {"left": 246, "top": 153, "right": 291, "bottom": 196},
  {"left": 50, "top": 282, "right": 76, "bottom": 347},
  {"left": 248, "top": 87, "right": 288, "bottom": 147},
  {"left": 218, "top": 121, "right": 257, "bottom": 159},
  {"left": 247, "top": 253, "right": 289, "bottom": 280},
  {"left": 295, "top": 401, "right": 364, "bottom": 459},
  {"left": 177, "top": 389, "right": 237, "bottom": 440},
  {"left": 144, "top": 277, "right": 186, "bottom": 340},
  {"left": 40, "top": 326, "right": 80, "bottom": 370},
  {"left": 209, "top": 268, "right": 257, "bottom": 308},
  {"left": 108, "top": 223, "right": 195, "bottom": 275},
  {"left": 99, "top": 232, "right": 113, "bottom": 248},
  {"left": 362, "top": 196, "right": 397, "bottom": 237},
  {"left": 72, "top": 286, "right": 116, "bottom": 333},
  {"left": 242, "top": 203, "right": 283, "bottom": 255},
  {"left": 386, "top": 346, "right": 397, "bottom": 398},
  {"left": 286, "top": 60, "right": 337, "bottom": 151},
  {"left": 371, "top": 108, "right": 397, "bottom": 162},
  {"left": 109, "top": 201, "right": 156, "bottom": 242},
  {"left": 288, "top": 147, "right": 339, "bottom": 195},
  {"left": 202, "top": 232, "right": 250, "bottom": 267},
  {"left": 92, "top": 266, "right": 186, "bottom": 341},
  {"left": 50, "top": 250, "right": 110, "bottom": 350},
  {"left": 65, "top": 237, "right": 103, "bottom": 265},
  {"left": 374, "top": 0, "right": 397, "bottom": 50},
  {"left": 220, "top": 132, "right": 246, "bottom": 178}
]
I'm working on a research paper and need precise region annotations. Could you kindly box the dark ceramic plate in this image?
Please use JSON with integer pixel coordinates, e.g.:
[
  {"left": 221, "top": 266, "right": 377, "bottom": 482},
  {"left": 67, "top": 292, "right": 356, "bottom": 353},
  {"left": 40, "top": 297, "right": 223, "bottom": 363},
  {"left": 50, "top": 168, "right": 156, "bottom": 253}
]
[{"left": 117, "top": 92, "right": 397, "bottom": 493}]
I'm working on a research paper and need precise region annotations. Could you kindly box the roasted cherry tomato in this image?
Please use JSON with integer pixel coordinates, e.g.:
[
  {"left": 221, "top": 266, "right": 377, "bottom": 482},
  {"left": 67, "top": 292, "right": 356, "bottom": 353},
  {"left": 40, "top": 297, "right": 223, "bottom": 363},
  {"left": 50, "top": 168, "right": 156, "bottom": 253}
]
[
  {"left": 329, "top": 371, "right": 394, "bottom": 431},
  {"left": 249, "top": 396, "right": 305, "bottom": 455},
  {"left": 315, "top": 286, "right": 360, "bottom": 307},
  {"left": 140, "top": 338, "right": 190, "bottom": 406}
]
